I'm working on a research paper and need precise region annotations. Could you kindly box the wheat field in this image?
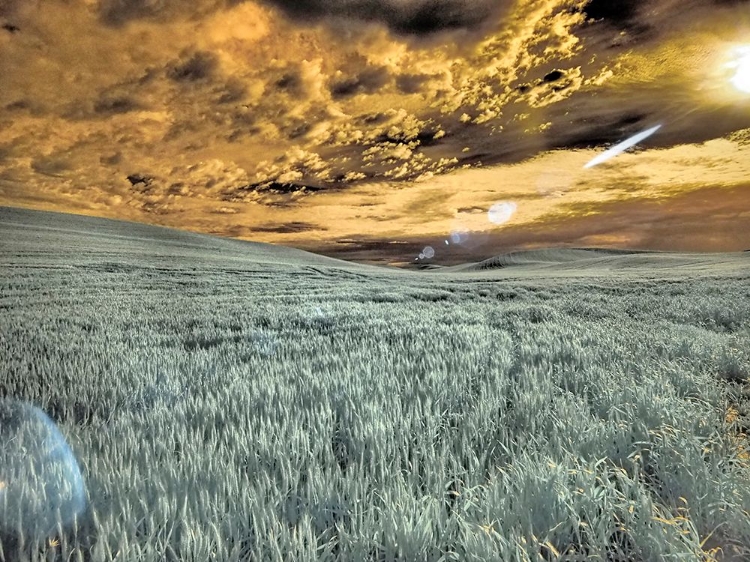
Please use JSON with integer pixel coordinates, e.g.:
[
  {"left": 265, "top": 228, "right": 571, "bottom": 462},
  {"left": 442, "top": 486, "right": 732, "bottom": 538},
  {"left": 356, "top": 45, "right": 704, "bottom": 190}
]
[{"left": 1, "top": 206, "right": 749, "bottom": 561}]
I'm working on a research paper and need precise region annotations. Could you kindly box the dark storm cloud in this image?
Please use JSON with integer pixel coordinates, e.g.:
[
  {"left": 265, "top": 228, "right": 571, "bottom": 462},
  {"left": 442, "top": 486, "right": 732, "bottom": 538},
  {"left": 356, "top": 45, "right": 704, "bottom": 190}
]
[
  {"left": 258, "top": 0, "right": 513, "bottom": 35},
  {"left": 581, "top": 0, "right": 642, "bottom": 26},
  {"left": 576, "top": 0, "right": 653, "bottom": 46}
]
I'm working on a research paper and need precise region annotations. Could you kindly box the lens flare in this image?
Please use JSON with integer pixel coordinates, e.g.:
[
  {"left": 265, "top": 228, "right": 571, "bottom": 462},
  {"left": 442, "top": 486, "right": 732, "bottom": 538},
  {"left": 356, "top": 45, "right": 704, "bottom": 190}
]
[
  {"left": 488, "top": 201, "right": 517, "bottom": 225},
  {"left": 584, "top": 125, "right": 662, "bottom": 169},
  {"left": 0, "top": 399, "right": 88, "bottom": 542}
]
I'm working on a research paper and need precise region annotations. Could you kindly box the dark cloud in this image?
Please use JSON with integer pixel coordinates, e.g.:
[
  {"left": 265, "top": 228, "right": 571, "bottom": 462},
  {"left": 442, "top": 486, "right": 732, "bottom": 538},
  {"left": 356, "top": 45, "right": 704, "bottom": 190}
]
[
  {"left": 330, "top": 66, "right": 390, "bottom": 99},
  {"left": 547, "top": 112, "right": 649, "bottom": 150},
  {"left": 274, "top": 72, "right": 302, "bottom": 93},
  {"left": 532, "top": 185, "right": 750, "bottom": 253},
  {"left": 543, "top": 69, "right": 565, "bottom": 83},
  {"left": 251, "top": 221, "right": 324, "bottom": 233},
  {"left": 515, "top": 84, "right": 531, "bottom": 94},
  {"left": 395, "top": 73, "right": 430, "bottom": 94},
  {"left": 285, "top": 120, "right": 312, "bottom": 140},
  {"left": 0, "top": 144, "right": 11, "bottom": 163},
  {"left": 99, "top": 0, "right": 175, "bottom": 25},
  {"left": 4, "top": 99, "right": 29, "bottom": 111},
  {"left": 221, "top": 184, "right": 313, "bottom": 203},
  {"left": 216, "top": 79, "right": 247, "bottom": 104},
  {"left": 167, "top": 51, "right": 219, "bottom": 82},
  {"left": 209, "top": 224, "right": 246, "bottom": 237},
  {"left": 259, "top": 0, "right": 512, "bottom": 35},
  {"left": 100, "top": 152, "right": 122, "bottom": 166},
  {"left": 167, "top": 182, "right": 187, "bottom": 195},
  {"left": 355, "top": 112, "right": 389, "bottom": 126},
  {"left": 455, "top": 206, "right": 485, "bottom": 214},
  {"left": 0, "top": 0, "right": 20, "bottom": 18},
  {"left": 309, "top": 185, "right": 750, "bottom": 266},
  {"left": 541, "top": 80, "right": 750, "bottom": 153},
  {"left": 576, "top": 0, "right": 653, "bottom": 47},
  {"left": 126, "top": 174, "right": 155, "bottom": 188},
  {"left": 246, "top": 181, "right": 326, "bottom": 194},
  {"left": 98, "top": 0, "right": 237, "bottom": 26},
  {"left": 456, "top": 152, "right": 491, "bottom": 166},
  {"left": 263, "top": 62, "right": 327, "bottom": 105},
  {"left": 394, "top": 0, "right": 483, "bottom": 34},
  {"left": 293, "top": 238, "right": 415, "bottom": 264},
  {"left": 31, "top": 156, "right": 72, "bottom": 177},
  {"left": 93, "top": 96, "right": 141, "bottom": 115},
  {"left": 2, "top": 22, "right": 19, "bottom": 32},
  {"left": 580, "top": 0, "right": 644, "bottom": 29}
]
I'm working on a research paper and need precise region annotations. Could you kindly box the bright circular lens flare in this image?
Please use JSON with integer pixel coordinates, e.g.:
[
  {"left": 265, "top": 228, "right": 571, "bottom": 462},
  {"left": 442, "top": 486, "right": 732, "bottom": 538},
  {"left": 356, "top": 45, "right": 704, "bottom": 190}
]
[{"left": 731, "top": 50, "right": 750, "bottom": 93}]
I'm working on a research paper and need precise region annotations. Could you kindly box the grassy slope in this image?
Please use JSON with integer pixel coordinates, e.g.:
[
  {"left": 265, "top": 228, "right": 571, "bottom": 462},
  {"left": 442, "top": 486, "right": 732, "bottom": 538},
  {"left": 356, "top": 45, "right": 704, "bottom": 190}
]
[{"left": 1, "top": 206, "right": 750, "bottom": 561}]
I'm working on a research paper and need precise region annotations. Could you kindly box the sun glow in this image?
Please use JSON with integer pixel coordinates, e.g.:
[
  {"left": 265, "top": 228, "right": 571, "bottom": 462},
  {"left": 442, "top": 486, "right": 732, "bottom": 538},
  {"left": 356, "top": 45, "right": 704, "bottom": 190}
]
[{"left": 730, "top": 47, "right": 750, "bottom": 94}]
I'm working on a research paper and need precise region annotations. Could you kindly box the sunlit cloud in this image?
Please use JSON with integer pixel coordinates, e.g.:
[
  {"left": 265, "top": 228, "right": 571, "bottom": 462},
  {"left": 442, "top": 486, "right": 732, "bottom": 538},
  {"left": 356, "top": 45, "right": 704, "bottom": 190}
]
[
  {"left": 1, "top": 0, "right": 750, "bottom": 263},
  {"left": 730, "top": 46, "right": 750, "bottom": 94}
]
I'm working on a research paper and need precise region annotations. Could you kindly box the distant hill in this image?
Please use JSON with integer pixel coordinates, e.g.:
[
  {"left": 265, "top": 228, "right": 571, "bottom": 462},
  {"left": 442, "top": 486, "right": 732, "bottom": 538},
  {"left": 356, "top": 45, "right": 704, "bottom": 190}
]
[
  {"left": 441, "top": 246, "right": 748, "bottom": 275},
  {"left": 3, "top": 207, "right": 746, "bottom": 279},
  {"left": 450, "top": 248, "right": 655, "bottom": 271},
  {"left": 0, "top": 206, "right": 377, "bottom": 271}
]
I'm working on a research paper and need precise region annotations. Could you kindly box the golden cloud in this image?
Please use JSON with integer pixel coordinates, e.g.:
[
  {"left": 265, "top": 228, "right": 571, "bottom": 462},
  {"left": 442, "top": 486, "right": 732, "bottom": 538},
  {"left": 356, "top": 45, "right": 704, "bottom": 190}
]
[{"left": 1, "top": 0, "right": 750, "bottom": 260}]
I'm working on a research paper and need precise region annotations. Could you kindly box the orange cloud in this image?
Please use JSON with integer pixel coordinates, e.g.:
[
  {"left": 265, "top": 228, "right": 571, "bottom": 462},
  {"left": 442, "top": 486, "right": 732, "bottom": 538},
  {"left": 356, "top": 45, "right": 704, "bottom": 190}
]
[{"left": 1, "top": 0, "right": 750, "bottom": 262}]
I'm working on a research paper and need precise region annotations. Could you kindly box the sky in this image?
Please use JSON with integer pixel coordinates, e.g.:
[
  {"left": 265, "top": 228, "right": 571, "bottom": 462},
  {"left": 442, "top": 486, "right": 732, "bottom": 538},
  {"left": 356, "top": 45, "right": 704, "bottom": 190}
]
[{"left": 1, "top": 0, "right": 750, "bottom": 266}]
